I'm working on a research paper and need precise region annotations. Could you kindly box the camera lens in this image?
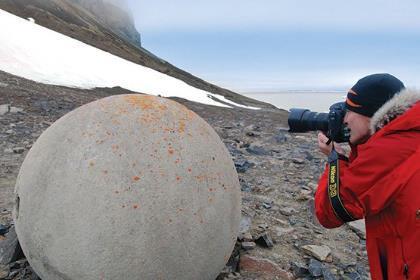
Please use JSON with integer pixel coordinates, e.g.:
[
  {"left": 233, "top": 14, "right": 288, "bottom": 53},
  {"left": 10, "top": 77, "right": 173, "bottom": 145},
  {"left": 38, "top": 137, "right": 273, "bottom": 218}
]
[{"left": 288, "top": 109, "right": 329, "bottom": 132}]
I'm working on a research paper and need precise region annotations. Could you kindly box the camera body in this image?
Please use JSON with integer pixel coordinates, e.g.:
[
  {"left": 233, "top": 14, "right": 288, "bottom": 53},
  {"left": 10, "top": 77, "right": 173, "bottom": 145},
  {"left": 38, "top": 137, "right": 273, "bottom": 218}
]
[{"left": 288, "top": 102, "right": 350, "bottom": 143}]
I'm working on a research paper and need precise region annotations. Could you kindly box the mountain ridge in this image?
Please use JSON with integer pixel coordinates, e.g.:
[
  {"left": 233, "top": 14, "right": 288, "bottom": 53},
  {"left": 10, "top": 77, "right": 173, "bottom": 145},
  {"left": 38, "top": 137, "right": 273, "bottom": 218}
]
[{"left": 0, "top": 0, "right": 275, "bottom": 109}]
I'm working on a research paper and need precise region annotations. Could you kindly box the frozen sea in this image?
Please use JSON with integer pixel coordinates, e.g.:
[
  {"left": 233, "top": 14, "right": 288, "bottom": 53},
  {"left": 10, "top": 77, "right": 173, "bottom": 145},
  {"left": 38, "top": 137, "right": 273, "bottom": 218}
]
[{"left": 242, "top": 90, "right": 346, "bottom": 112}]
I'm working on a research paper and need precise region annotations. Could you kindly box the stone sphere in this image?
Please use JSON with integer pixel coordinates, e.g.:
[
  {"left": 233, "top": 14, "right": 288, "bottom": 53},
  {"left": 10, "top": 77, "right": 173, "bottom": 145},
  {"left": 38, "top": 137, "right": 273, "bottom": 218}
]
[{"left": 14, "top": 94, "right": 241, "bottom": 280}]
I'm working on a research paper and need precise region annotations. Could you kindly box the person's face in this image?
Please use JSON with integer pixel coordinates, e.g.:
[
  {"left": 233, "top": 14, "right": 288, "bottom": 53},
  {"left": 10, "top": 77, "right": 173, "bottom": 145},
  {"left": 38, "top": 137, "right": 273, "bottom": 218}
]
[{"left": 343, "top": 110, "right": 371, "bottom": 145}]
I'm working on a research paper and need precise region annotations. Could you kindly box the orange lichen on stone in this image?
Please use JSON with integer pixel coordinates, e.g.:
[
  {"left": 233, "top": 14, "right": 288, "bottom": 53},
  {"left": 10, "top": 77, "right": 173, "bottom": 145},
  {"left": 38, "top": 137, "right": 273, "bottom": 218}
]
[
  {"left": 176, "top": 176, "right": 181, "bottom": 181},
  {"left": 195, "top": 175, "right": 207, "bottom": 181},
  {"left": 112, "top": 144, "right": 119, "bottom": 150},
  {"left": 133, "top": 204, "right": 139, "bottom": 209},
  {"left": 124, "top": 95, "right": 162, "bottom": 111},
  {"left": 187, "top": 110, "right": 196, "bottom": 120},
  {"left": 178, "top": 121, "right": 186, "bottom": 133},
  {"left": 133, "top": 176, "right": 140, "bottom": 181},
  {"left": 168, "top": 148, "right": 174, "bottom": 155},
  {"left": 164, "top": 128, "right": 175, "bottom": 133}
]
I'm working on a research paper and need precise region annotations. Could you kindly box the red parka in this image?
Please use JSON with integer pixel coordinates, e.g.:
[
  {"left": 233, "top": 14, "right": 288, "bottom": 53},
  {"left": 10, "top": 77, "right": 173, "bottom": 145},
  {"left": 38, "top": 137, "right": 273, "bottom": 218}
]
[{"left": 315, "top": 90, "right": 420, "bottom": 280}]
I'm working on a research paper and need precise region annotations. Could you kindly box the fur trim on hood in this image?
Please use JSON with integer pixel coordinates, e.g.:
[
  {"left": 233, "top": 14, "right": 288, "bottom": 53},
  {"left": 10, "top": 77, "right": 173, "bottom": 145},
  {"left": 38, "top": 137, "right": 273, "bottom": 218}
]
[{"left": 370, "top": 88, "right": 420, "bottom": 134}]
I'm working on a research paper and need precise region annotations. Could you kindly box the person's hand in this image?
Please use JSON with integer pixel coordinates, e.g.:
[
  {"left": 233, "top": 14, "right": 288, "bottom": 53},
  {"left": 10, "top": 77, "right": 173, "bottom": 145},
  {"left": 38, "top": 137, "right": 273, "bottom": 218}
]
[{"left": 317, "top": 132, "right": 346, "bottom": 156}]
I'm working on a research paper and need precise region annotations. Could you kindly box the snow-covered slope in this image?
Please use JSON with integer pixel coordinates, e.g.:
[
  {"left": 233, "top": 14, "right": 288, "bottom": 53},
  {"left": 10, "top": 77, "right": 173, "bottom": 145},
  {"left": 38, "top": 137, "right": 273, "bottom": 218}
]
[{"left": 0, "top": 9, "right": 258, "bottom": 109}]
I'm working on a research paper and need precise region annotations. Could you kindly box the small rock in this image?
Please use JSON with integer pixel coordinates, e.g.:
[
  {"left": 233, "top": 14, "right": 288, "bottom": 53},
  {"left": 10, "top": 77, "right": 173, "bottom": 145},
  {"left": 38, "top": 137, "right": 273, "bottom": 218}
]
[
  {"left": 239, "top": 142, "right": 250, "bottom": 148},
  {"left": 0, "top": 104, "right": 11, "bottom": 115},
  {"left": 290, "top": 261, "right": 309, "bottom": 278},
  {"left": 292, "top": 157, "right": 305, "bottom": 164},
  {"left": 226, "top": 144, "right": 242, "bottom": 156},
  {"left": 308, "top": 259, "right": 323, "bottom": 277},
  {"left": 245, "top": 124, "right": 261, "bottom": 132},
  {"left": 10, "top": 106, "right": 23, "bottom": 113},
  {"left": 246, "top": 145, "right": 271, "bottom": 156},
  {"left": 300, "top": 189, "right": 312, "bottom": 196},
  {"left": 241, "top": 232, "right": 253, "bottom": 242},
  {"left": 241, "top": 242, "right": 256, "bottom": 250},
  {"left": 0, "top": 264, "right": 9, "bottom": 278},
  {"left": 262, "top": 201, "right": 272, "bottom": 209},
  {"left": 245, "top": 131, "right": 260, "bottom": 137},
  {"left": 257, "top": 223, "right": 269, "bottom": 230},
  {"left": 323, "top": 267, "right": 337, "bottom": 280},
  {"left": 274, "top": 226, "right": 294, "bottom": 238},
  {"left": 239, "top": 178, "right": 252, "bottom": 192},
  {"left": 348, "top": 220, "right": 366, "bottom": 240},
  {"left": 0, "top": 225, "right": 8, "bottom": 235},
  {"left": 3, "top": 148, "right": 13, "bottom": 154},
  {"left": 255, "top": 232, "right": 274, "bottom": 248},
  {"left": 0, "top": 226, "right": 25, "bottom": 265},
  {"left": 239, "top": 255, "right": 293, "bottom": 280},
  {"left": 13, "top": 147, "right": 25, "bottom": 154},
  {"left": 279, "top": 207, "right": 297, "bottom": 216},
  {"left": 275, "top": 131, "right": 288, "bottom": 143},
  {"left": 296, "top": 189, "right": 312, "bottom": 201},
  {"left": 234, "top": 159, "right": 253, "bottom": 173},
  {"left": 239, "top": 216, "right": 252, "bottom": 237},
  {"left": 345, "top": 271, "right": 362, "bottom": 280},
  {"left": 307, "top": 182, "right": 318, "bottom": 190},
  {"left": 301, "top": 244, "right": 332, "bottom": 262}
]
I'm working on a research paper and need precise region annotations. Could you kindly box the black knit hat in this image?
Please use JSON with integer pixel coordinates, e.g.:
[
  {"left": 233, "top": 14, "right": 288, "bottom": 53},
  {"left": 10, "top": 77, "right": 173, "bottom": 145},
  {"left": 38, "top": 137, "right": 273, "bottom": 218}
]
[{"left": 345, "top": 73, "right": 405, "bottom": 117}]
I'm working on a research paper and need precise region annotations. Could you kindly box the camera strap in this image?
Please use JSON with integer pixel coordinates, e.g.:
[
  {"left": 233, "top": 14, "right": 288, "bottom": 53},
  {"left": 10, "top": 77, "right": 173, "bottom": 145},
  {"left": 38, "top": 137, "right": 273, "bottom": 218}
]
[{"left": 327, "top": 148, "right": 354, "bottom": 223}]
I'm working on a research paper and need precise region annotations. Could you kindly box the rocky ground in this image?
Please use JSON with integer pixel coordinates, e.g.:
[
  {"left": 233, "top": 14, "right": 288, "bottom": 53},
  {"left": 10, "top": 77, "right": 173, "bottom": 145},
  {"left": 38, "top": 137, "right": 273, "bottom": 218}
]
[{"left": 0, "top": 70, "right": 369, "bottom": 279}]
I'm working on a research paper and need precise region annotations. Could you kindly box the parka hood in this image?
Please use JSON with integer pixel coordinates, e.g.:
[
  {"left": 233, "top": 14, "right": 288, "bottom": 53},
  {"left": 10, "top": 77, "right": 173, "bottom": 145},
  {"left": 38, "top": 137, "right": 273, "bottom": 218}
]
[{"left": 370, "top": 88, "right": 420, "bottom": 134}]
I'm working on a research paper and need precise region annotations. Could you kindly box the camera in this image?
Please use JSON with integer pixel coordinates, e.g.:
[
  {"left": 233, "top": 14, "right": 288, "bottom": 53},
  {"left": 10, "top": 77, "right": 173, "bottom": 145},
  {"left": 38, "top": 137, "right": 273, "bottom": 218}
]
[{"left": 288, "top": 102, "right": 350, "bottom": 143}]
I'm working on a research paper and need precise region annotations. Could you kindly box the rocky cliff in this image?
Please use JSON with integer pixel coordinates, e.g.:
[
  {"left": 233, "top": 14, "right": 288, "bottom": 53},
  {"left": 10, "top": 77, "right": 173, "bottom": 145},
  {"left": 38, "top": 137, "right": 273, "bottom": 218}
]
[{"left": 69, "top": 0, "right": 142, "bottom": 47}]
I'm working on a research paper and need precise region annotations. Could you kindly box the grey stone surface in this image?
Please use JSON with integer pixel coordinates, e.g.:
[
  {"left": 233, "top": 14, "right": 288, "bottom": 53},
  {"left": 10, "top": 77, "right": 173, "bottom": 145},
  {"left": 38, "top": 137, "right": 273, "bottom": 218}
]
[{"left": 14, "top": 95, "right": 241, "bottom": 280}]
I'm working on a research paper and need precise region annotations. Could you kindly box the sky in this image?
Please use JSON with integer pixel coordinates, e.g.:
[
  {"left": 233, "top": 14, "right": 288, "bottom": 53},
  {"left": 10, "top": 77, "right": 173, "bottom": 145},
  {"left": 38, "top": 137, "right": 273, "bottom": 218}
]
[{"left": 125, "top": 0, "right": 420, "bottom": 92}]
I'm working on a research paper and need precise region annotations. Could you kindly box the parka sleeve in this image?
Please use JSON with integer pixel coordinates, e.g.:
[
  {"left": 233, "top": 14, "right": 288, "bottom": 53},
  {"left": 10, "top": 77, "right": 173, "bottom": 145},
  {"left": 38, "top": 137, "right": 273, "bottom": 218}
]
[{"left": 314, "top": 133, "right": 411, "bottom": 228}]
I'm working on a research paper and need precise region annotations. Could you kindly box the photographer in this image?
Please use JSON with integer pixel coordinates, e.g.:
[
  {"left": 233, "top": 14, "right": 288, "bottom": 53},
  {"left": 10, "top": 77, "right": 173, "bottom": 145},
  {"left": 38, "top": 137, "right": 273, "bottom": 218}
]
[{"left": 315, "top": 74, "right": 420, "bottom": 279}]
